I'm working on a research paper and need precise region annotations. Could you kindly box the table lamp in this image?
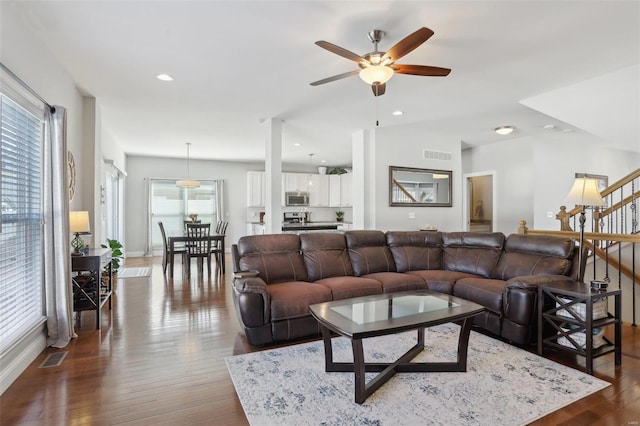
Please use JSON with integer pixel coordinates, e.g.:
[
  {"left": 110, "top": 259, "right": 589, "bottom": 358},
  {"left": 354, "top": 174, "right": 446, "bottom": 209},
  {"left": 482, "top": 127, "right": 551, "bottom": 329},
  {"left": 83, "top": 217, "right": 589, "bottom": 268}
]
[
  {"left": 564, "top": 175, "right": 606, "bottom": 281},
  {"left": 69, "top": 211, "right": 90, "bottom": 256}
]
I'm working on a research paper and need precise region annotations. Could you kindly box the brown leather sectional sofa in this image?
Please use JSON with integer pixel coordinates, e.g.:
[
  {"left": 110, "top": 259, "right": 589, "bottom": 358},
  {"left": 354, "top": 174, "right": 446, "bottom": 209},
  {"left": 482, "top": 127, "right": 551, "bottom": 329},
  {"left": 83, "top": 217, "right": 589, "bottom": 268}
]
[{"left": 231, "top": 230, "right": 581, "bottom": 347}]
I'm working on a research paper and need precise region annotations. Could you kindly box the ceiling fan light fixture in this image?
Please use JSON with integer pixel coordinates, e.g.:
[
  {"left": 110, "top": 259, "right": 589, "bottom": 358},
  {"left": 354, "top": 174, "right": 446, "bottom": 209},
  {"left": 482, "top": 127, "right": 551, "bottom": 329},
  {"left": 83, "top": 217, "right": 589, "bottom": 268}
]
[
  {"left": 359, "top": 65, "right": 394, "bottom": 85},
  {"left": 495, "top": 125, "right": 515, "bottom": 135}
]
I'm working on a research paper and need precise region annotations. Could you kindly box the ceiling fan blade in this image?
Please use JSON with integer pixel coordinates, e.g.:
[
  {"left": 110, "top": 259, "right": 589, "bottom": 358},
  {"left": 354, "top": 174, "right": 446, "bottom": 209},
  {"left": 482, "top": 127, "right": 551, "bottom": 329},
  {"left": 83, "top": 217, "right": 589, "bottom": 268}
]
[
  {"left": 393, "top": 64, "right": 451, "bottom": 77},
  {"left": 381, "top": 27, "right": 434, "bottom": 63},
  {"left": 310, "top": 69, "right": 360, "bottom": 86},
  {"left": 315, "top": 41, "right": 365, "bottom": 64},
  {"left": 371, "top": 83, "right": 386, "bottom": 97}
]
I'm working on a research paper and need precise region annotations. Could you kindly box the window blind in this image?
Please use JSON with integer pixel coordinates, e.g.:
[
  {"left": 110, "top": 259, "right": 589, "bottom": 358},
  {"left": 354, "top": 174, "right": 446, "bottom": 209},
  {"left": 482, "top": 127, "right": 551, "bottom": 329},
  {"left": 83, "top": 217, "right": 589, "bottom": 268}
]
[
  {"left": 149, "top": 179, "right": 218, "bottom": 252},
  {"left": 0, "top": 93, "right": 45, "bottom": 354}
]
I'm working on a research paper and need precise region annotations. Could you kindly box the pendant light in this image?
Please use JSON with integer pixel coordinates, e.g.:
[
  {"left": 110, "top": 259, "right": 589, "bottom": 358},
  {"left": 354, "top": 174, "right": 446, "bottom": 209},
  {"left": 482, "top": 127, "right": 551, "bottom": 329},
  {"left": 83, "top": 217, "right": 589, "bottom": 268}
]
[{"left": 176, "top": 142, "right": 200, "bottom": 188}]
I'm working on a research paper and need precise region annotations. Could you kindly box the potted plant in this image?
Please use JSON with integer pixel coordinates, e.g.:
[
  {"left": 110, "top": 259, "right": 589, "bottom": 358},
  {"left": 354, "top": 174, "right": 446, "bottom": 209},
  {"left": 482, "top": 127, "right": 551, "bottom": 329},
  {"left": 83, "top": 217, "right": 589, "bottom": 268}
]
[
  {"left": 335, "top": 211, "right": 344, "bottom": 222},
  {"left": 101, "top": 238, "right": 124, "bottom": 277}
]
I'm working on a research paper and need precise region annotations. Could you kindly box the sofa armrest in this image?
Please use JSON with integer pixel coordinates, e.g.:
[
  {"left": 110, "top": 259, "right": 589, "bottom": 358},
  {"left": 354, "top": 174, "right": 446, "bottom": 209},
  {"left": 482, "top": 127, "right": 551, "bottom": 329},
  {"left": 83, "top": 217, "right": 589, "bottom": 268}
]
[
  {"left": 234, "top": 270, "right": 260, "bottom": 279},
  {"left": 503, "top": 275, "right": 576, "bottom": 327},
  {"left": 233, "top": 275, "right": 270, "bottom": 326}
]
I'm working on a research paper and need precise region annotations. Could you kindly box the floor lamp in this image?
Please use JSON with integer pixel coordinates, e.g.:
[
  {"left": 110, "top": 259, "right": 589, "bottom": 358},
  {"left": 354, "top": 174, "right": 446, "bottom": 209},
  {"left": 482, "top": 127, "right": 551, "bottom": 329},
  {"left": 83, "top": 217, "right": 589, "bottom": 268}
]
[{"left": 564, "top": 175, "right": 606, "bottom": 282}]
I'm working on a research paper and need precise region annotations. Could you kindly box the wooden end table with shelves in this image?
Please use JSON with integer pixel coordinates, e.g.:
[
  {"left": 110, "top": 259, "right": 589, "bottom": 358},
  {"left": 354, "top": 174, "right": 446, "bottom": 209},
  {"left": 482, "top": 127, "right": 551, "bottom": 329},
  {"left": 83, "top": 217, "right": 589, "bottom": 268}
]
[
  {"left": 71, "top": 248, "right": 112, "bottom": 329},
  {"left": 537, "top": 280, "right": 621, "bottom": 374}
]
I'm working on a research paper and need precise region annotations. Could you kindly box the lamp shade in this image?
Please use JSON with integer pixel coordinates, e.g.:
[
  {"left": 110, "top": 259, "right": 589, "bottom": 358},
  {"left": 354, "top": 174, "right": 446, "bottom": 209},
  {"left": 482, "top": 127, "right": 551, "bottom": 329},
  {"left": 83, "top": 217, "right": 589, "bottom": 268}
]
[
  {"left": 564, "top": 177, "right": 606, "bottom": 207},
  {"left": 359, "top": 65, "right": 394, "bottom": 85},
  {"left": 69, "top": 211, "right": 90, "bottom": 234}
]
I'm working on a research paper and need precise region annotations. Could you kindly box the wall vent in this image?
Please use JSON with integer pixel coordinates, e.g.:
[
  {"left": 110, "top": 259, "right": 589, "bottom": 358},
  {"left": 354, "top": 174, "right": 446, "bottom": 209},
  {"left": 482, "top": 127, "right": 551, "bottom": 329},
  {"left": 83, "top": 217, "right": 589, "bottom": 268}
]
[
  {"left": 39, "top": 351, "right": 68, "bottom": 368},
  {"left": 423, "top": 150, "right": 452, "bottom": 161}
]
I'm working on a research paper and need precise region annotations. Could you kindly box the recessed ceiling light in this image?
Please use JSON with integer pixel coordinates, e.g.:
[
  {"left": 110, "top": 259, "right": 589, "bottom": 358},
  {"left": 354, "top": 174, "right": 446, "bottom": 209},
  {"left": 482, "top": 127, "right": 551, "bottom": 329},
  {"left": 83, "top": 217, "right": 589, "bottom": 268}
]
[
  {"left": 293, "top": 143, "right": 301, "bottom": 147},
  {"left": 392, "top": 110, "right": 404, "bottom": 116},
  {"left": 156, "top": 74, "right": 174, "bottom": 82},
  {"left": 320, "top": 160, "right": 326, "bottom": 163},
  {"left": 495, "top": 125, "right": 515, "bottom": 135},
  {"left": 543, "top": 124, "right": 556, "bottom": 130}
]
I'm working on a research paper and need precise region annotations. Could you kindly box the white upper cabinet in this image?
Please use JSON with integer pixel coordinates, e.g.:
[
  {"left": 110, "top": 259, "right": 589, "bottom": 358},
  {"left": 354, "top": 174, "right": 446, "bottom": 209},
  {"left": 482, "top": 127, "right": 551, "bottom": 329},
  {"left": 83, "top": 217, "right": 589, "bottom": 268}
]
[
  {"left": 340, "top": 173, "right": 352, "bottom": 207},
  {"left": 329, "top": 175, "right": 341, "bottom": 207},
  {"left": 247, "top": 171, "right": 264, "bottom": 207},
  {"left": 283, "top": 173, "right": 309, "bottom": 193},
  {"left": 308, "top": 174, "right": 329, "bottom": 206}
]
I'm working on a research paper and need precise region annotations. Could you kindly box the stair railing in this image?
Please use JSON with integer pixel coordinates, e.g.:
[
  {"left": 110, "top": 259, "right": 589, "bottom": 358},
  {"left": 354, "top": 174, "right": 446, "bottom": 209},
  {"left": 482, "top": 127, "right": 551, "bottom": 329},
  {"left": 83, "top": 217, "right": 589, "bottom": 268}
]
[{"left": 519, "top": 168, "right": 639, "bottom": 326}]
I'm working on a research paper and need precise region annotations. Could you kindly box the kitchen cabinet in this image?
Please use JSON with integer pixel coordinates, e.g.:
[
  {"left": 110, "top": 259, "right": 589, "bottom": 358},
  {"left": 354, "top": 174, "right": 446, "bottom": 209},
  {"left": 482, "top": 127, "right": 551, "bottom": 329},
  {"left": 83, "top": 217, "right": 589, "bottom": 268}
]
[
  {"left": 340, "top": 173, "right": 352, "bottom": 207},
  {"left": 283, "top": 173, "right": 309, "bottom": 193},
  {"left": 329, "top": 175, "right": 341, "bottom": 207},
  {"left": 247, "top": 171, "right": 264, "bottom": 207},
  {"left": 308, "top": 174, "right": 329, "bottom": 207}
]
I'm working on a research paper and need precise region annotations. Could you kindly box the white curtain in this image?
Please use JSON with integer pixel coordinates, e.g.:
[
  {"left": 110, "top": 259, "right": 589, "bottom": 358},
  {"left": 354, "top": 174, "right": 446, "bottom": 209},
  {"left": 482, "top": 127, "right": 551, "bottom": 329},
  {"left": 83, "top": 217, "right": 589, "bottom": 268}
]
[{"left": 43, "top": 106, "right": 75, "bottom": 348}]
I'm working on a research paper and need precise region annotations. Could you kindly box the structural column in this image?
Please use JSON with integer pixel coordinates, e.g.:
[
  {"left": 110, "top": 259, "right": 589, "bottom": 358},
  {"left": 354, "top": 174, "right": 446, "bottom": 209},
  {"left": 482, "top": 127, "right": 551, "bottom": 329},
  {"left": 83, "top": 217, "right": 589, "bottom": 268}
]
[
  {"left": 352, "top": 129, "right": 375, "bottom": 230},
  {"left": 263, "top": 118, "right": 282, "bottom": 234}
]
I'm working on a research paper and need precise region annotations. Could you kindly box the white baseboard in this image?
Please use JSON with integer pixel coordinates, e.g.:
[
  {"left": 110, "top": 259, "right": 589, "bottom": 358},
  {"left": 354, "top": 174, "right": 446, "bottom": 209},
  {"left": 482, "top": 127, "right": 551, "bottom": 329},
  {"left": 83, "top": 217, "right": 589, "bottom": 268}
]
[{"left": 0, "top": 324, "right": 47, "bottom": 395}]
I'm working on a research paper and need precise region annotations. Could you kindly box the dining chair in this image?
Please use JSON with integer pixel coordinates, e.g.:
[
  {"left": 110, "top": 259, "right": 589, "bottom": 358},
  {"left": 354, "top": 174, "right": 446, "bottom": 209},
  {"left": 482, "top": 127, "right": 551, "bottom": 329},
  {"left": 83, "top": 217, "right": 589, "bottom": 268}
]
[
  {"left": 159, "top": 221, "right": 186, "bottom": 275},
  {"left": 184, "top": 220, "right": 201, "bottom": 229},
  {"left": 184, "top": 222, "right": 212, "bottom": 277},
  {"left": 210, "top": 221, "right": 228, "bottom": 274}
]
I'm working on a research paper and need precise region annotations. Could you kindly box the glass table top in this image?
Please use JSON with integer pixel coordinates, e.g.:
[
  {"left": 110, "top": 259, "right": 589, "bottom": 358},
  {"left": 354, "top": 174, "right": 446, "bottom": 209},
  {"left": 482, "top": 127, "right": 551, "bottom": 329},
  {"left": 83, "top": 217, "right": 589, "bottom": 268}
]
[
  {"left": 330, "top": 294, "right": 459, "bottom": 325},
  {"left": 309, "top": 291, "right": 484, "bottom": 339}
]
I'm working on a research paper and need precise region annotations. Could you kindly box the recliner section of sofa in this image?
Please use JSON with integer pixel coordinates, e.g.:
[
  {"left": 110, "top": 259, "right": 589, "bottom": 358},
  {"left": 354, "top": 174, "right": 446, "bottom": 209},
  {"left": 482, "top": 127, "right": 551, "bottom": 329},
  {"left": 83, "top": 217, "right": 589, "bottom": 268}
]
[{"left": 232, "top": 230, "right": 579, "bottom": 347}]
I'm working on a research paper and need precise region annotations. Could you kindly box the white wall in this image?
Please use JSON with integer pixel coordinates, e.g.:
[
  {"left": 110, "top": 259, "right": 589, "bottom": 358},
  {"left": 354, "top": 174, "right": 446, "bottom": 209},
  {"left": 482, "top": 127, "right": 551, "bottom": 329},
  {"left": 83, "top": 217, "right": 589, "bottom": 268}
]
[
  {"left": 463, "top": 132, "right": 640, "bottom": 234},
  {"left": 462, "top": 136, "right": 534, "bottom": 234},
  {"left": 373, "top": 123, "right": 463, "bottom": 232},
  {"left": 532, "top": 133, "right": 640, "bottom": 230},
  {"left": 125, "top": 155, "right": 263, "bottom": 256}
]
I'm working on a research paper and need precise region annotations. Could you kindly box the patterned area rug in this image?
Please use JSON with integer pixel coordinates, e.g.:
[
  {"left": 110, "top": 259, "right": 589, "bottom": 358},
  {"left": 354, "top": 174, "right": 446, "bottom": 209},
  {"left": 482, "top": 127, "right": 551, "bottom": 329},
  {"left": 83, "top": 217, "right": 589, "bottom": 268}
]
[
  {"left": 117, "top": 267, "right": 152, "bottom": 278},
  {"left": 226, "top": 323, "right": 609, "bottom": 426}
]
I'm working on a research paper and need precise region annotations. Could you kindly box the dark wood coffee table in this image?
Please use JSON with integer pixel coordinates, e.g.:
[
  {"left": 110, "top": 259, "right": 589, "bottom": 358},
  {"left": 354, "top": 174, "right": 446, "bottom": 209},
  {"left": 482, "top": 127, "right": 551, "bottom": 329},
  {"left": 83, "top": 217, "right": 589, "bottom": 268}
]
[{"left": 309, "top": 290, "right": 485, "bottom": 404}]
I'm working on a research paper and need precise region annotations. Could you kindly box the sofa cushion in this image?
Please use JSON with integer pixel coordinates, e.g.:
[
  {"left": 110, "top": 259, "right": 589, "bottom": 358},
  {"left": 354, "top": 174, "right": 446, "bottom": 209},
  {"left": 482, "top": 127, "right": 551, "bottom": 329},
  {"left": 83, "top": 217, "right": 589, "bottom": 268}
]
[
  {"left": 267, "top": 281, "right": 332, "bottom": 321},
  {"left": 315, "top": 276, "right": 382, "bottom": 300},
  {"left": 386, "top": 231, "right": 443, "bottom": 272},
  {"left": 406, "top": 270, "right": 479, "bottom": 294},
  {"left": 492, "top": 234, "right": 574, "bottom": 280},
  {"left": 237, "top": 234, "right": 308, "bottom": 284},
  {"left": 442, "top": 232, "right": 504, "bottom": 278},
  {"left": 362, "top": 272, "right": 426, "bottom": 293},
  {"left": 301, "top": 233, "right": 354, "bottom": 281},
  {"left": 345, "top": 230, "right": 397, "bottom": 276},
  {"left": 454, "top": 277, "right": 506, "bottom": 314}
]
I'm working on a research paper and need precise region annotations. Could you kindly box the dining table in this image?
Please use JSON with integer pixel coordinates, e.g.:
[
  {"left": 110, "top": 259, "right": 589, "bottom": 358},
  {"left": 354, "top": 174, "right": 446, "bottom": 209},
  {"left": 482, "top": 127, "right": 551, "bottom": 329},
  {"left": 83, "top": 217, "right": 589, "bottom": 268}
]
[{"left": 167, "top": 231, "right": 226, "bottom": 277}]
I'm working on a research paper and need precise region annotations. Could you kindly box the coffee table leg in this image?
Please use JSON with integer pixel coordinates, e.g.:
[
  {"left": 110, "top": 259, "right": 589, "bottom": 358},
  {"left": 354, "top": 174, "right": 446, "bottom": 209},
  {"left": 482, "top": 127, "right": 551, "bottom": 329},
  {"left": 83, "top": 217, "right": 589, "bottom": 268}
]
[
  {"left": 456, "top": 318, "right": 473, "bottom": 371},
  {"left": 352, "top": 339, "right": 366, "bottom": 404}
]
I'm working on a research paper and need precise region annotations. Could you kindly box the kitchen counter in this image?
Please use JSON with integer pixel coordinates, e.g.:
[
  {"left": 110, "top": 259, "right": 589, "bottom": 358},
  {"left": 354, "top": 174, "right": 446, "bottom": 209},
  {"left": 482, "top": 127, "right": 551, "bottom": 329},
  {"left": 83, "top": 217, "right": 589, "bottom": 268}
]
[{"left": 282, "top": 222, "right": 340, "bottom": 231}]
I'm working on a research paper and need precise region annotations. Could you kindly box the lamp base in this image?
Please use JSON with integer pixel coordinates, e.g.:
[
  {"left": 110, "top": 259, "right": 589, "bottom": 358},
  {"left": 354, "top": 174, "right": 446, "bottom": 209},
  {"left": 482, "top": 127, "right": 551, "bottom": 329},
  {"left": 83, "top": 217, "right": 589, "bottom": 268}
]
[{"left": 71, "top": 233, "right": 85, "bottom": 255}]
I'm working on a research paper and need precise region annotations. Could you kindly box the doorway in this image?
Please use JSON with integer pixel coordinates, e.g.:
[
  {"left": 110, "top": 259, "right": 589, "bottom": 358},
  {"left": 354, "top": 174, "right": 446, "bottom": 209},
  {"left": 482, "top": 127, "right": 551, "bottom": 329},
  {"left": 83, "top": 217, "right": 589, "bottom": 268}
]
[{"left": 463, "top": 171, "right": 496, "bottom": 232}]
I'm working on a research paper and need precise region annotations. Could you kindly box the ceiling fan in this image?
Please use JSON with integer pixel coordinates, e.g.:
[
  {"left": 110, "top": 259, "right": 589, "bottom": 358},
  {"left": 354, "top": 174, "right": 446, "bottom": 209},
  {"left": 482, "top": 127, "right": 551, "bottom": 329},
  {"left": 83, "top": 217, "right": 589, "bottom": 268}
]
[{"left": 310, "top": 27, "right": 451, "bottom": 97}]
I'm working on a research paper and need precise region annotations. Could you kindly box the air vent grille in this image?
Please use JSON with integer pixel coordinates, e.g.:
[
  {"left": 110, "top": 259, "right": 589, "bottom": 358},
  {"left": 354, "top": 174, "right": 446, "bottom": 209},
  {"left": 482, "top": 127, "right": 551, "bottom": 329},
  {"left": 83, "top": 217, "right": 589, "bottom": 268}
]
[
  {"left": 39, "top": 351, "right": 68, "bottom": 368},
  {"left": 423, "top": 150, "right": 452, "bottom": 161}
]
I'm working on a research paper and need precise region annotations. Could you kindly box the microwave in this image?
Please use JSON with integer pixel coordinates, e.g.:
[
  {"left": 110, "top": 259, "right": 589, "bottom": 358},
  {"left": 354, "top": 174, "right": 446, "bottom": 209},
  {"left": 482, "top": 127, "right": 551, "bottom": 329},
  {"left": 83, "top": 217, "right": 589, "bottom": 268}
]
[{"left": 285, "top": 192, "right": 309, "bottom": 206}]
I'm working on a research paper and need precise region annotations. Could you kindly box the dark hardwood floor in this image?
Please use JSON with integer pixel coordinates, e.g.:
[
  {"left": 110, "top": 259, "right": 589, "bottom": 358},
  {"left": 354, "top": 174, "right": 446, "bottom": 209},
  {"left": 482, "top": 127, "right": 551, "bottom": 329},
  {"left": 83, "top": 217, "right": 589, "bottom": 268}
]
[{"left": 1, "top": 256, "right": 639, "bottom": 425}]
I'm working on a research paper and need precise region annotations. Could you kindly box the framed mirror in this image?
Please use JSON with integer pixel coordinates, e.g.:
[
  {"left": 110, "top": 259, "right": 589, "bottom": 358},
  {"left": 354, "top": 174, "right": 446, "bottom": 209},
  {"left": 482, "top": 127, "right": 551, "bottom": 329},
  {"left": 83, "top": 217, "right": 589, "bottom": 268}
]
[{"left": 389, "top": 166, "right": 452, "bottom": 207}]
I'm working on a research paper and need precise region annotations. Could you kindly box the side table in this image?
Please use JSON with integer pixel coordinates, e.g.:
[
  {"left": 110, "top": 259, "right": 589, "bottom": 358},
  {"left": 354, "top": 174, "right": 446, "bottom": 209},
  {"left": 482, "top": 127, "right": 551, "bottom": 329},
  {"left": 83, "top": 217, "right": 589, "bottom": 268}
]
[{"left": 538, "top": 280, "right": 621, "bottom": 374}]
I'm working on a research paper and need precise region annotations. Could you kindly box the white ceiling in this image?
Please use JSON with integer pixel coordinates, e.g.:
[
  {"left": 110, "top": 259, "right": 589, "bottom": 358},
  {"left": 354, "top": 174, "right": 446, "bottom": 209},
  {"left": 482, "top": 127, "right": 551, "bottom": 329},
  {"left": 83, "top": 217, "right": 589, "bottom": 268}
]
[{"left": 10, "top": 1, "right": 640, "bottom": 166}]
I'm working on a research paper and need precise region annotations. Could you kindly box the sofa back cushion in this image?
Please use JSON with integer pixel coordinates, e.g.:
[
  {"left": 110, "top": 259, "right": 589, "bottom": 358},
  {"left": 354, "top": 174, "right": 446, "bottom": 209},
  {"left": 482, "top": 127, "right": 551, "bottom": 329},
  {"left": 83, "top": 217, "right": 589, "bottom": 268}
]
[
  {"left": 236, "top": 234, "right": 308, "bottom": 284},
  {"left": 345, "top": 230, "right": 396, "bottom": 276},
  {"left": 386, "top": 231, "right": 443, "bottom": 272},
  {"left": 300, "top": 233, "right": 354, "bottom": 281},
  {"left": 442, "top": 232, "right": 505, "bottom": 278},
  {"left": 492, "top": 234, "right": 574, "bottom": 280}
]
